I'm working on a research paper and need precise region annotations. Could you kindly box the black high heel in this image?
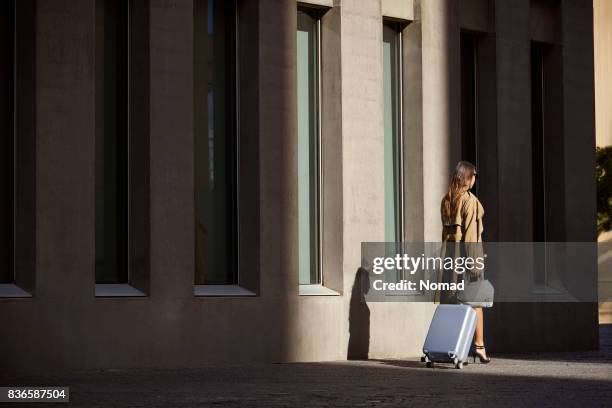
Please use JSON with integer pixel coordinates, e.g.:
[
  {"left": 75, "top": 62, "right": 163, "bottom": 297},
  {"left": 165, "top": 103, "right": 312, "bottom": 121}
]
[{"left": 473, "top": 344, "right": 491, "bottom": 364}]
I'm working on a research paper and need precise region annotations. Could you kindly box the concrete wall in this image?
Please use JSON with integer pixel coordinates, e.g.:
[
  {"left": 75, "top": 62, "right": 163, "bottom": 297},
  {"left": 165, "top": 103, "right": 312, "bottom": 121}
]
[
  {"left": 594, "top": 0, "right": 612, "bottom": 147},
  {"left": 1, "top": 0, "right": 600, "bottom": 372}
]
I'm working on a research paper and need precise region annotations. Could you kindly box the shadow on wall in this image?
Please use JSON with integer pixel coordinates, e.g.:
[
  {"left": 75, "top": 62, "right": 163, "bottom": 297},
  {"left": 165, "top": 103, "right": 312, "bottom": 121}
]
[{"left": 347, "top": 268, "right": 370, "bottom": 360}]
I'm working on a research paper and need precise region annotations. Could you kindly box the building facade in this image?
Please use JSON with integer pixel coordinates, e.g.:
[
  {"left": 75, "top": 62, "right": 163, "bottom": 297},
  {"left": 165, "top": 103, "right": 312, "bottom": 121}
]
[{"left": 1, "top": 0, "right": 599, "bottom": 372}]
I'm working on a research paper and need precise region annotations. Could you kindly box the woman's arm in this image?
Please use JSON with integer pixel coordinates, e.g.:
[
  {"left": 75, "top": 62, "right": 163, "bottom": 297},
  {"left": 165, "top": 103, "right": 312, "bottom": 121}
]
[
  {"left": 461, "top": 196, "right": 479, "bottom": 243},
  {"left": 461, "top": 195, "right": 484, "bottom": 279}
]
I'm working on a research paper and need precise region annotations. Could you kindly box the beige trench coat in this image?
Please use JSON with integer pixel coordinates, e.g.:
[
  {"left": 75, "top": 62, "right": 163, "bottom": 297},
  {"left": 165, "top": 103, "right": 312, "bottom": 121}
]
[{"left": 437, "top": 190, "right": 485, "bottom": 304}]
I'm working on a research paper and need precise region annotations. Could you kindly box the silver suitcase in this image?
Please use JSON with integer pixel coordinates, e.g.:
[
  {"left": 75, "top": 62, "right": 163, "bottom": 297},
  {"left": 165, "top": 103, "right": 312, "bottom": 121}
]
[{"left": 421, "top": 304, "right": 477, "bottom": 369}]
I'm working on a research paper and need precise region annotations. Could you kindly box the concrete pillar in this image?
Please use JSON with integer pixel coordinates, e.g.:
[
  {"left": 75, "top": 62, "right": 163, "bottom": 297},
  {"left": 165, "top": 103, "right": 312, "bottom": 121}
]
[
  {"left": 561, "top": 0, "right": 597, "bottom": 243},
  {"left": 487, "top": 0, "right": 598, "bottom": 352},
  {"left": 420, "top": 0, "right": 460, "bottom": 242},
  {"left": 149, "top": 0, "right": 194, "bottom": 299},
  {"left": 37, "top": 0, "right": 95, "bottom": 300},
  {"left": 560, "top": 0, "right": 598, "bottom": 347},
  {"left": 258, "top": 0, "right": 301, "bottom": 360},
  {"left": 337, "top": 0, "right": 385, "bottom": 359}
]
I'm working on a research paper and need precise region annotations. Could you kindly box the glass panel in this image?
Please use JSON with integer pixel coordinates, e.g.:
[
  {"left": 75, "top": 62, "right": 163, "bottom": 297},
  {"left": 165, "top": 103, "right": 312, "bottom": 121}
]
[
  {"left": 460, "top": 32, "right": 478, "bottom": 168},
  {"left": 194, "top": 0, "right": 238, "bottom": 285},
  {"left": 531, "top": 42, "right": 545, "bottom": 243},
  {"left": 0, "top": 0, "right": 15, "bottom": 283},
  {"left": 95, "top": 0, "right": 129, "bottom": 284},
  {"left": 383, "top": 23, "right": 402, "bottom": 244},
  {"left": 297, "top": 10, "right": 321, "bottom": 285},
  {"left": 531, "top": 42, "right": 546, "bottom": 284}
]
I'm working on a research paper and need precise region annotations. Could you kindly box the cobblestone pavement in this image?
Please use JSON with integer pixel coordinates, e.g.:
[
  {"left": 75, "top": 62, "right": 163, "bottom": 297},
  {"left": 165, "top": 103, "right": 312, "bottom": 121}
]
[{"left": 3, "top": 326, "right": 612, "bottom": 408}]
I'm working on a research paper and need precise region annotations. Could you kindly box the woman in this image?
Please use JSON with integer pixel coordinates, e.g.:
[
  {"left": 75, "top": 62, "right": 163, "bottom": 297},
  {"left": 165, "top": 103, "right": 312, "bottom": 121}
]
[{"left": 440, "top": 160, "right": 490, "bottom": 363}]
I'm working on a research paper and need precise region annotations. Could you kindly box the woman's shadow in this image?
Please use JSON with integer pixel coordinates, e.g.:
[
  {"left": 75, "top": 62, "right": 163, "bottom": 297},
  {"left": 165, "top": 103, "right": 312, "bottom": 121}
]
[{"left": 347, "top": 267, "right": 371, "bottom": 360}]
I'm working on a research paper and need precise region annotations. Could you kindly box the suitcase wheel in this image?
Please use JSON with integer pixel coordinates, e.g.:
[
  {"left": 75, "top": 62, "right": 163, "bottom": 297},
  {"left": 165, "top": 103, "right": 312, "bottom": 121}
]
[{"left": 426, "top": 361, "right": 434, "bottom": 368}]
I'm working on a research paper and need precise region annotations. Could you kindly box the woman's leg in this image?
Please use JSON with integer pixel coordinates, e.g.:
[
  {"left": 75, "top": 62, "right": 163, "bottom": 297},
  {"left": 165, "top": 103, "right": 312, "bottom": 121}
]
[{"left": 474, "top": 307, "right": 488, "bottom": 358}]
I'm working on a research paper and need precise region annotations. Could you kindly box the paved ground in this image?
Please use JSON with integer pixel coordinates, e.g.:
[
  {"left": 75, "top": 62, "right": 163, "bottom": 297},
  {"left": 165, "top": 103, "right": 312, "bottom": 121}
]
[{"left": 3, "top": 326, "right": 612, "bottom": 407}]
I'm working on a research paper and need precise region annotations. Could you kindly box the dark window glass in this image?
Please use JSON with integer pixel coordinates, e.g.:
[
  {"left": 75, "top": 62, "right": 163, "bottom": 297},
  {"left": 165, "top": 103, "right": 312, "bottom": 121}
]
[
  {"left": 95, "top": 0, "right": 129, "bottom": 284},
  {"left": 531, "top": 40, "right": 569, "bottom": 286},
  {"left": 460, "top": 32, "right": 478, "bottom": 167},
  {"left": 531, "top": 42, "right": 545, "bottom": 244},
  {"left": 0, "top": 0, "right": 15, "bottom": 284},
  {"left": 194, "top": 0, "right": 238, "bottom": 285},
  {"left": 461, "top": 32, "right": 481, "bottom": 197},
  {"left": 531, "top": 41, "right": 546, "bottom": 285},
  {"left": 531, "top": 40, "right": 565, "bottom": 287}
]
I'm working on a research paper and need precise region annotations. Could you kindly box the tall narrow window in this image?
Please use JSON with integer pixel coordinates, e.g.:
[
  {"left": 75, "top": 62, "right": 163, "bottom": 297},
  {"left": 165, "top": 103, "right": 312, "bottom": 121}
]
[
  {"left": 95, "top": 0, "right": 149, "bottom": 295},
  {"left": 1, "top": 0, "right": 35, "bottom": 297},
  {"left": 383, "top": 21, "right": 403, "bottom": 244},
  {"left": 297, "top": 8, "right": 322, "bottom": 285},
  {"left": 461, "top": 32, "right": 481, "bottom": 197},
  {"left": 460, "top": 33, "right": 478, "bottom": 166},
  {"left": 531, "top": 40, "right": 565, "bottom": 289},
  {"left": 95, "top": 0, "right": 129, "bottom": 284},
  {"left": 531, "top": 42, "right": 545, "bottom": 245},
  {"left": 194, "top": 0, "right": 238, "bottom": 285},
  {"left": 531, "top": 41, "right": 547, "bottom": 286},
  {"left": 0, "top": 0, "right": 15, "bottom": 284}
]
